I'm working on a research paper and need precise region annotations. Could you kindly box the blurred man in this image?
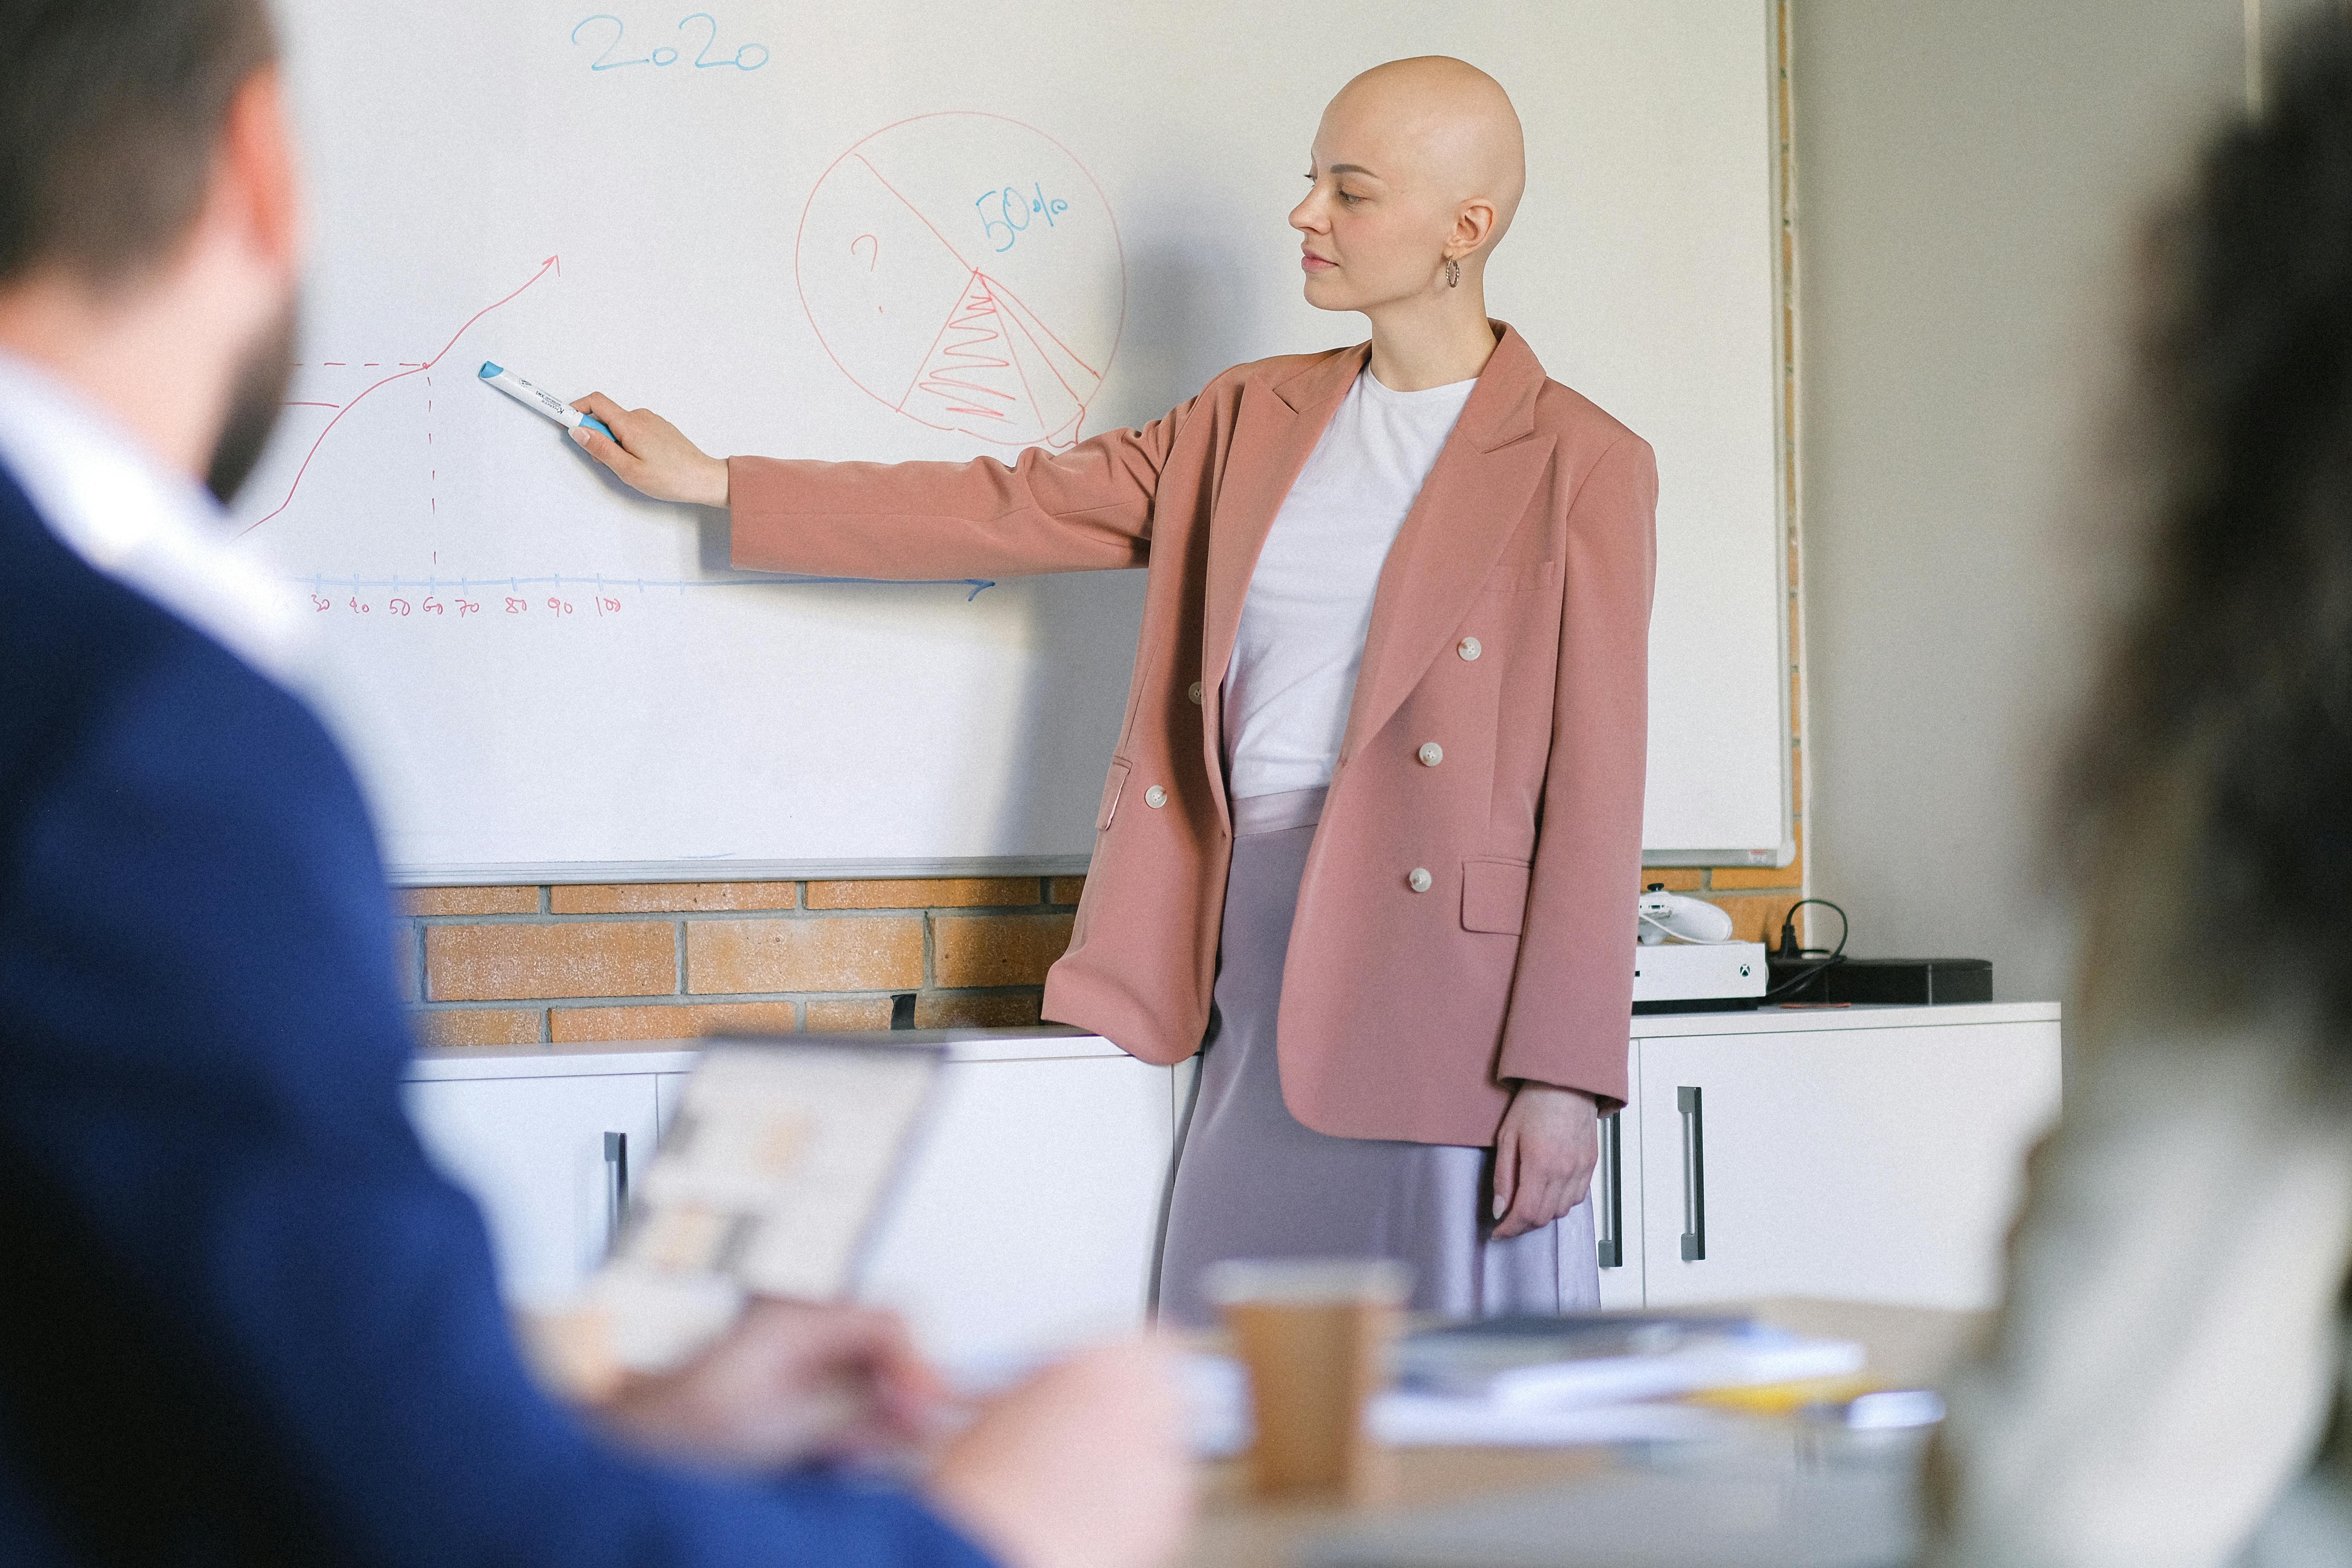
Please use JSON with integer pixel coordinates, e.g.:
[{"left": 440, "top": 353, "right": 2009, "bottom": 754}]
[{"left": 0, "top": 4, "right": 1187, "bottom": 1566}]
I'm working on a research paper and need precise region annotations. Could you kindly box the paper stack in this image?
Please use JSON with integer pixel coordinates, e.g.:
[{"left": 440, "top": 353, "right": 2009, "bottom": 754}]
[{"left": 1187, "top": 1312, "right": 1866, "bottom": 1454}]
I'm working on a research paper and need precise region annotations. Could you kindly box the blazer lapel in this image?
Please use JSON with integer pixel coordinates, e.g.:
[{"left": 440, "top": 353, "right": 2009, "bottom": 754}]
[
  {"left": 1338, "top": 325, "right": 1556, "bottom": 771},
  {"left": 1198, "top": 345, "right": 1364, "bottom": 828}
]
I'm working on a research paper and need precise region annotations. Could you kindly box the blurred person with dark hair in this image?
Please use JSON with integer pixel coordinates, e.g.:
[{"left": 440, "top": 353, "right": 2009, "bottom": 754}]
[
  {"left": 0, "top": 4, "right": 1187, "bottom": 1566},
  {"left": 1922, "top": 13, "right": 2352, "bottom": 1567}
]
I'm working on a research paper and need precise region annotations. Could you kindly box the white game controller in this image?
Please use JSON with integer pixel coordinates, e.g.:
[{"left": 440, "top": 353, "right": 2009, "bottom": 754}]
[{"left": 1636, "top": 886, "right": 1736, "bottom": 946}]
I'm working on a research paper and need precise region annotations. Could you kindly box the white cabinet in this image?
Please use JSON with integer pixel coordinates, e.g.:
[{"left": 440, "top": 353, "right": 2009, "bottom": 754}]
[
  {"left": 1607, "top": 1005, "right": 2062, "bottom": 1311},
  {"left": 404, "top": 1032, "right": 1180, "bottom": 1361},
  {"left": 404, "top": 1066, "right": 666, "bottom": 1310},
  {"left": 654, "top": 1072, "right": 692, "bottom": 1133},
  {"left": 404, "top": 1009, "right": 2059, "bottom": 1346},
  {"left": 859, "top": 1050, "right": 1177, "bottom": 1363}
]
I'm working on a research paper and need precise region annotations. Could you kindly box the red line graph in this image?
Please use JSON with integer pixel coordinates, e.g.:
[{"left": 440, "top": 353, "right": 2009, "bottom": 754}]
[{"left": 240, "top": 255, "right": 563, "bottom": 535}]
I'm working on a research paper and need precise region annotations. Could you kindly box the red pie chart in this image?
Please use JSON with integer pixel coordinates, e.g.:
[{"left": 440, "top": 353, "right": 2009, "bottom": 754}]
[{"left": 797, "top": 113, "right": 1127, "bottom": 451}]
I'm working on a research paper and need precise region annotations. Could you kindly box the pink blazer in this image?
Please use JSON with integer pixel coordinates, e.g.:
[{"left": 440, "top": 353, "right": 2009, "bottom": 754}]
[{"left": 730, "top": 324, "right": 1656, "bottom": 1144}]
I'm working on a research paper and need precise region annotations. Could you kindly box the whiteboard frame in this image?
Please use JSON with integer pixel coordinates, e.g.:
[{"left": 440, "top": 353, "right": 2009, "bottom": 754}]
[
  {"left": 382, "top": 2, "right": 1799, "bottom": 888},
  {"left": 1636, "top": 0, "right": 1798, "bottom": 870}
]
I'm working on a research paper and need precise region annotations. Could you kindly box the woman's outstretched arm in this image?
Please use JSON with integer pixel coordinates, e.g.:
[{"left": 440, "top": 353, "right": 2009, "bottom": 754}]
[{"left": 569, "top": 390, "right": 1199, "bottom": 580}]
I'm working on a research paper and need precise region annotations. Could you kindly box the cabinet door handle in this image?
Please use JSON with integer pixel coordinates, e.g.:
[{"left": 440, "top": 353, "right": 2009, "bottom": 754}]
[
  {"left": 1595, "top": 1110, "right": 1624, "bottom": 1269},
  {"left": 603, "top": 1130, "right": 630, "bottom": 1255},
  {"left": 1677, "top": 1086, "right": 1707, "bottom": 1262}
]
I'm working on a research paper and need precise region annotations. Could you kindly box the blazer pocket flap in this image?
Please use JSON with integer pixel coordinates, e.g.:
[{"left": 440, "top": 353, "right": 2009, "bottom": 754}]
[
  {"left": 1462, "top": 857, "right": 1533, "bottom": 935},
  {"left": 1097, "top": 760, "right": 1132, "bottom": 831}
]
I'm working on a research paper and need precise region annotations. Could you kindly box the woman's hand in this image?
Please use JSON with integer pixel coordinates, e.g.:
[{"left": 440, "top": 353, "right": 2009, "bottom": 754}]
[
  {"left": 568, "top": 391, "right": 730, "bottom": 508},
  {"left": 1491, "top": 1082, "right": 1601, "bottom": 1240}
]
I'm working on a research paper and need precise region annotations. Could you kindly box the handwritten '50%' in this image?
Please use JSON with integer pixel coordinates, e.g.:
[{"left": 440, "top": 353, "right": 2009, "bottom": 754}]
[{"left": 973, "top": 182, "right": 1071, "bottom": 254}]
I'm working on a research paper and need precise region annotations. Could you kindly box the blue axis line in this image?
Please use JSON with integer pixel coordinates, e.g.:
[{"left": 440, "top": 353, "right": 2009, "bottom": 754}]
[{"left": 298, "top": 571, "right": 997, "bottom": 602}]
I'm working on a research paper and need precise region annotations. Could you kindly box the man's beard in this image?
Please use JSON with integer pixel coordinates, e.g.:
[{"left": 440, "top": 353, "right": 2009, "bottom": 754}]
[{"left": 205, "top": 296, "right": 299, "bottom": 505}]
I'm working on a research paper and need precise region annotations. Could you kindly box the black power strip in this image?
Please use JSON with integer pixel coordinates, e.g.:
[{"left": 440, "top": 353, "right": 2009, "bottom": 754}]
[{"left": 1766, "top": 956, "right": 1993, "bottom": 1006}]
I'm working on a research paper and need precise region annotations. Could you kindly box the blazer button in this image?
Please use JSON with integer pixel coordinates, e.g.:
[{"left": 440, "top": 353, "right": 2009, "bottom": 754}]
[
  {"left": 1417, "top": 742, "right": 1444, "bottom": 767},
  {"left": 1188, "top": 681, "right": 1204, "bottom": 704},
  {"left": 1458, "top": 637, "right": 1482, "bottom": 661},
  {"left": 1407, "top": 867, "right": 1433, "bottom": 893},
  {"left": 1144, "top": 785, "right": 1168, "bottom": 808}
]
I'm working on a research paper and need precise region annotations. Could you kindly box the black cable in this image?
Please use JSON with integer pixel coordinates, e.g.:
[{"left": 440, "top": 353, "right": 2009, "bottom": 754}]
[
  {"left": 1774, "top": 897, "right": 1850, "bottom": 959},
  {"left": 1763, "top": 897, "right": 1850, "bottom": 1001}
]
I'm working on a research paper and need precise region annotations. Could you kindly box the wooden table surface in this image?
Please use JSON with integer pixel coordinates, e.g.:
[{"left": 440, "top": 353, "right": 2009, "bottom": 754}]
[{"left": 1180, "top": 1298, "right": 1987, "bottom": 1568}]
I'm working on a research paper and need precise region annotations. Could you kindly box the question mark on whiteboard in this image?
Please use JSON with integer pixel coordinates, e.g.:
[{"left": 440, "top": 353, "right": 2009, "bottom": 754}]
[{"left": 850, "top": 234, "right": 878, "bottom": 270}]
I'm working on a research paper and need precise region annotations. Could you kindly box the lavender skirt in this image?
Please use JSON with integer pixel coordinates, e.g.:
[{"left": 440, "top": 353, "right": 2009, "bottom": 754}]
[{"left": 1154, "top": 785, "right": 1600, "bottom": 1329}]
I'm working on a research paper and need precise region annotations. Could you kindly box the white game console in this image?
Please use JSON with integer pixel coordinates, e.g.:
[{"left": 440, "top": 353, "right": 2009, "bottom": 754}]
[{"left": 1631, "top": 940, "right": 1769, "bottom": 1014}]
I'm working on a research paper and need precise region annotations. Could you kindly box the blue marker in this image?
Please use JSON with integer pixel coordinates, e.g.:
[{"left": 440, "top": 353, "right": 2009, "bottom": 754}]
[{"left": 478, "top": 361, "right": 616, "bottom": 440}]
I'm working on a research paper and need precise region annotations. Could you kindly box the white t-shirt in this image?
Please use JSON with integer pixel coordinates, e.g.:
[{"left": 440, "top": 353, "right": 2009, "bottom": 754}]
[{"left": 1223, "top": 368, "right": 1476, "bottom": 799}]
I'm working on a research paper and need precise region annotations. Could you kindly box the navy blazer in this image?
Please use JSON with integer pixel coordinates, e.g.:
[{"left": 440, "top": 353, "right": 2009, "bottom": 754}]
[{"left": 0, "top": 464, "right": 993, "bottom": 1568}]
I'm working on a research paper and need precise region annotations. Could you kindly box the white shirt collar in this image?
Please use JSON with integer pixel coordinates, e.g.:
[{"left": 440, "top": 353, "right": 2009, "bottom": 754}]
[{"left": 0, "top": 349, "right": 306, "bottom": 686}]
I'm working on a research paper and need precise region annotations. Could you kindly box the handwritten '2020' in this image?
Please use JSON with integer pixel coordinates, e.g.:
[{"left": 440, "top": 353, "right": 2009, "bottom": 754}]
[{"left": 572, "top": 13, "right": 768, "bottom": 72}]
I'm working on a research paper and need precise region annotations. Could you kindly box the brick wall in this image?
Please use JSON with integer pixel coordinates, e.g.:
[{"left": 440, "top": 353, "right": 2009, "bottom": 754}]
[
  {"left": 402, "top": 857, "right": 1806, "bottom": 1048},
  {"left": 403, "top": 877, "right": 1081, "bottom": 1046}
]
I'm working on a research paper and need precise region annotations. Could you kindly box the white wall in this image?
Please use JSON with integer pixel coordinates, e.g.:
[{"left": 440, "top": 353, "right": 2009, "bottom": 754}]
[{"left": 1794, "top": 0, "right": 2260, "bottom": 1003}]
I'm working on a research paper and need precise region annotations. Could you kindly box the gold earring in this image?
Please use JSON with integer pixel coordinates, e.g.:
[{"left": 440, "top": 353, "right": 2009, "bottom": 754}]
[{"left": 1444, "top": 256, "right": 1461, "bottom": 288}]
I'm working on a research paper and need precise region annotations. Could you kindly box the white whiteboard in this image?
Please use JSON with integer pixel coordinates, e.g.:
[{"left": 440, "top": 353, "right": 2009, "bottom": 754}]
[{"left": 239, "top": 0, "right": 1789, "bottom": 880}]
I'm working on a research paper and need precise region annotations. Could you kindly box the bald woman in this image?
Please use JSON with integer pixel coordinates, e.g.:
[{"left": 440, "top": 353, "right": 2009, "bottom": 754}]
[{"left": 575, "top": 58, "right": 1656, "bottom": 1325}]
